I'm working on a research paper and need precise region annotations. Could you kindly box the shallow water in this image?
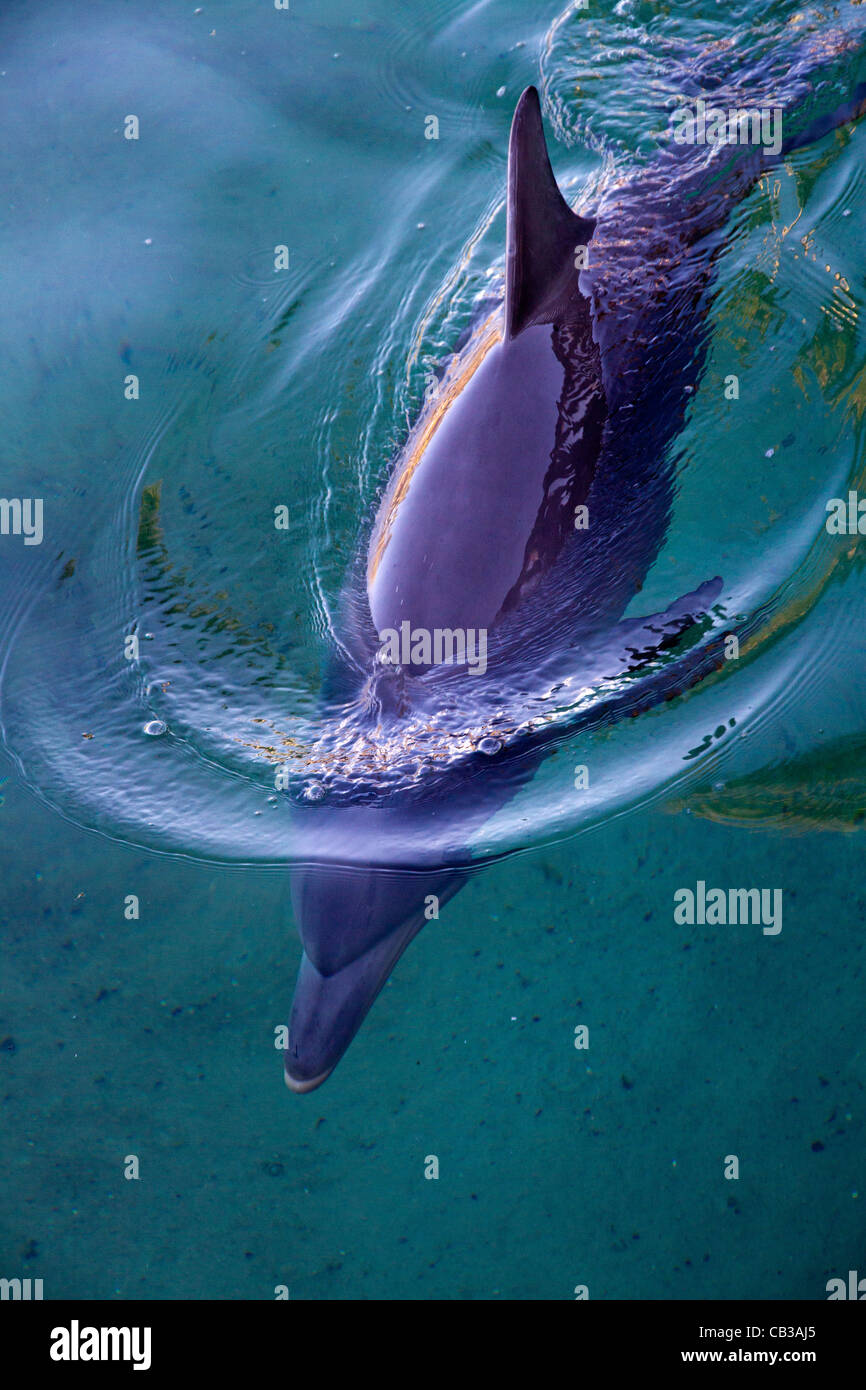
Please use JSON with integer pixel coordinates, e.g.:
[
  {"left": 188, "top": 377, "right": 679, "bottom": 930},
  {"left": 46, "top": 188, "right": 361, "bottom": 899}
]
[{"left": 1, "top": 0, "right": 865, "bottom": 1299}]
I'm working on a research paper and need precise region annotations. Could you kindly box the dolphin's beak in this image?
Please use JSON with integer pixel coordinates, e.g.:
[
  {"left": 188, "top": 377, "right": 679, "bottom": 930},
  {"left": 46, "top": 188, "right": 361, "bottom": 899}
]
[
  {"left": 283, "top": 926, "right": 422, "bottom": 1092},
  {"left": 285, "top": 1067, "right": 332, "bottom": 1094},
  {"left": 283, "top": 862, "right": 468, "bottom": 1092}
]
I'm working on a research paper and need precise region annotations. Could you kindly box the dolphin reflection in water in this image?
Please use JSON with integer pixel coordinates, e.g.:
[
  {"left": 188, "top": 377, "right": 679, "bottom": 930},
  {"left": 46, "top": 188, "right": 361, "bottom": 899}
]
[{"left": 282, "top": 60, "right": 866, "bottom": 1091}]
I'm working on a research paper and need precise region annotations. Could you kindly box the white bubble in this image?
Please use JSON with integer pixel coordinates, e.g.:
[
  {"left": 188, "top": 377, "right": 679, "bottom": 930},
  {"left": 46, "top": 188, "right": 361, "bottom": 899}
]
[
  {"left": 478, "top": 736, "right": 502, "bottom": 755},
  {"left": 143, "top": 720, "right": 167, "bottom": 737},
  {"left": 303, "top": 782, "right": 326, "bottom": 802}
]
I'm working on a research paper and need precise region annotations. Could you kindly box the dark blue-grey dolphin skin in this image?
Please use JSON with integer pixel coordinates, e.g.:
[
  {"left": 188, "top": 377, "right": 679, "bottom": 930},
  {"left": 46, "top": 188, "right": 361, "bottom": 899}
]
[{"left": 284, "top": 60, "right": 866, "bottom": 1092}]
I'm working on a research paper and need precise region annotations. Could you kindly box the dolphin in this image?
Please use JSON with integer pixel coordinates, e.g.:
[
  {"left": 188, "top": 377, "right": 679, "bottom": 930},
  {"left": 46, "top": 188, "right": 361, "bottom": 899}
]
[{"left": 283, "top": 55, "right": 866, "bottom": 1092}]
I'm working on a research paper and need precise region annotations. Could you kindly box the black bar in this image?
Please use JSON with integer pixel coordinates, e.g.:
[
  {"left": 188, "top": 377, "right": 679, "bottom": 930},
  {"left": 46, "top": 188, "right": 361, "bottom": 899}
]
[{"left": 2, "top": 1299, "right": 862, "bottom": 1374}]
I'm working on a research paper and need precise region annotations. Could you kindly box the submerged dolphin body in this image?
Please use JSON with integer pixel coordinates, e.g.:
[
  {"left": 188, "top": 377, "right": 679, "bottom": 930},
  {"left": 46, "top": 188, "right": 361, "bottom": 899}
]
[{"left": 283, "top": 66, "right": 866, "bottom": 1092}]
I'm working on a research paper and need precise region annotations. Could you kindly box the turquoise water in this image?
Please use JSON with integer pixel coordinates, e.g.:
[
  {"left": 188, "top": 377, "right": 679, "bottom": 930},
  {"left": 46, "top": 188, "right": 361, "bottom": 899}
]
[{"left": 1, "top": 0, "right": 865, "bottom": 1298}]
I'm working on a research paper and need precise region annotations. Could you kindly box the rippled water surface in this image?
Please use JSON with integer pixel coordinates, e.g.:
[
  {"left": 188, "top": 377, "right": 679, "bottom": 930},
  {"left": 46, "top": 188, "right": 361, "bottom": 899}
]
[{"left": 1, "top": 0, "right": 865, "bottom": 1300}]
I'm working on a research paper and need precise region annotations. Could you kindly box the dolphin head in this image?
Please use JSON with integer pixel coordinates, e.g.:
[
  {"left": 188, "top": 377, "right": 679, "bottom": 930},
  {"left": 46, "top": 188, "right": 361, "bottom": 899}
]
[{"left": 284, "top": 859, "right": 467, "bottom": 1091}]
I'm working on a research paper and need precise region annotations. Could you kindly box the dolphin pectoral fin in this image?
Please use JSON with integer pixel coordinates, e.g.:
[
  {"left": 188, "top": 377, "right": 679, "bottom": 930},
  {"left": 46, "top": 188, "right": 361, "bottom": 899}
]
[
  {"left": 283, "top": 913, "right": 429, "bottom": 1093},
  {"left": 506, "top": 85, "right": 595, "bottom": 339},
  {"left": 612, "top": 576, "right": 723, "bottom": 668},
  {"left": 648, "top": 575, "right": 724, "bottom": 637},
  {"left": 659, "top": 576, "right": 724, "bottom": 621}
]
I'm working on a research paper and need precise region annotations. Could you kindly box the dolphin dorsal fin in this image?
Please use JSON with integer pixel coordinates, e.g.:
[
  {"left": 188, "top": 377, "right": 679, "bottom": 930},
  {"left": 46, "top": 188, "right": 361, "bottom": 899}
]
[{"left": 505, "top": 86, "right": 595, "bottom": 339}]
